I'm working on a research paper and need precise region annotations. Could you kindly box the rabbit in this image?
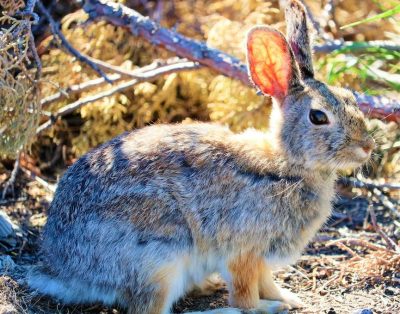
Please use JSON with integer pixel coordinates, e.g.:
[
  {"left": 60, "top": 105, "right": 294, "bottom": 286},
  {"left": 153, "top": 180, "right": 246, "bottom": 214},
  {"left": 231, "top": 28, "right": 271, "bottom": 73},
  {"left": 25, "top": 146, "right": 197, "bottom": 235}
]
[{"left": 28, "top": 0, "right": 375, "bottom": 313}]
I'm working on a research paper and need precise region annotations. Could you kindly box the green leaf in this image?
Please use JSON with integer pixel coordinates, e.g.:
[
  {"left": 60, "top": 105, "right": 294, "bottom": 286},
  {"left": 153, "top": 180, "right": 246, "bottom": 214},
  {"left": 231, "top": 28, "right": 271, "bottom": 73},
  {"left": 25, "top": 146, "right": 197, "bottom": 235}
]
[{"left": 341, "top": 4, "right": 400, "bottom": 29}]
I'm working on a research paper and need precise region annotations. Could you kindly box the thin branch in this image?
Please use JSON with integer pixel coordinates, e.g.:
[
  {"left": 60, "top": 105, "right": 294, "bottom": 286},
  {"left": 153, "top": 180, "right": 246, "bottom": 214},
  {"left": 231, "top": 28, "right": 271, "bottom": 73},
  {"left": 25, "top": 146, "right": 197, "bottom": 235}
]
[
  {"left": 36, "top": 60, "right": 200, "bottom": 133},
  {"left": 83, "top": 0, "right": 400, "bottom": 124},
  {"left": 14, "top": 0, "right": 42, "bottom": 86},
  {"left": 37, "top": 1, "right": 112, "bottom": 83},
  {"left": 314, "top": 40, "right": 400, "bottom": 54},
  {"left": 338, "top": 177, "right": 400, "bottom": 191},
  {"left": 40, "top": 74, "right": 121, "bottom": 108},
  {"left": 36, "top": 79, "right": 139, "bottom": 133},
  {"left": 326, "top": 238, "right": 394, "bottom": 253},
  {"left": 19, "top": 167, "right": 57, "bottom": 193},
  {"left": 83, "top": 55, "right": 148, "bottom": 78},
  {"left": 29, "top": 32, "right": 42, "bottom": 82},
  {"left": 368, "top": 205, "right": 400, "bottom": 252},
  {"left": 1, "top": 155, "right": 20, "bottom": 199},
  {"left": 40, "top": 58, "right": 192, "bottom": 107}
]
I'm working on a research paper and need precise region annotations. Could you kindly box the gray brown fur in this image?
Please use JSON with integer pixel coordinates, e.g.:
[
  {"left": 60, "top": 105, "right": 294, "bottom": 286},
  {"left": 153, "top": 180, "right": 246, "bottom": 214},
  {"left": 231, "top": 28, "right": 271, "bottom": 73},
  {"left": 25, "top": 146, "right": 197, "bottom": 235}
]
[{"left": 28, "top": 1, "right": 374, "bottom": 313}]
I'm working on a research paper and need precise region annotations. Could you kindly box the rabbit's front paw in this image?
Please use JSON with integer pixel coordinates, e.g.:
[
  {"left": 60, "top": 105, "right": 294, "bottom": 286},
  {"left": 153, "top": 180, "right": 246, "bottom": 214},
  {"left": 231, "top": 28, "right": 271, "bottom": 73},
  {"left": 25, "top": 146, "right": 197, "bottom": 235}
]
[
  {"left": 249, "top": 299, "right": 290, "bottom": 314},
  {"left": 277, "top": 288, "right": 305, "bottom": 309}
]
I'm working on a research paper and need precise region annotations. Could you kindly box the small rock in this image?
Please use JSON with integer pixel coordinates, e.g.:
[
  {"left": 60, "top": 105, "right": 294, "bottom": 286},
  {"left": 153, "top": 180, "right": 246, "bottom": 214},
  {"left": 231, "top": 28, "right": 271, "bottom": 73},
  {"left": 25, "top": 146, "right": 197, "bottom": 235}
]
[
  {"left": 352, "top": 309, "right": 373, "bottom": 314},
  {"left": 384, "top": 287, "right": 395, "bottom": 296}
]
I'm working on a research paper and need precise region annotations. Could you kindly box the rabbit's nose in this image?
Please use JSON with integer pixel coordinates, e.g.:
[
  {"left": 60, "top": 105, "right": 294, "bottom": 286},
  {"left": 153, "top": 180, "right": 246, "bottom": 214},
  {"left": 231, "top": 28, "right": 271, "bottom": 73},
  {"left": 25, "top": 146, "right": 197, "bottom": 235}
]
[{"left": 361, "top": 137, "right": 375, "bottom": 154}]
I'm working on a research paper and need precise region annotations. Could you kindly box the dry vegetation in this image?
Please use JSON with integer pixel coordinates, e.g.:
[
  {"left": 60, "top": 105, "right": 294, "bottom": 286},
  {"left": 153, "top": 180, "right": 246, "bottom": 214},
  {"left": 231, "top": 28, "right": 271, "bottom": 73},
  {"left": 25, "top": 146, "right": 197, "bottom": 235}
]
[{"left": 0, "top": 0, "right": 399, "bottom": 313}]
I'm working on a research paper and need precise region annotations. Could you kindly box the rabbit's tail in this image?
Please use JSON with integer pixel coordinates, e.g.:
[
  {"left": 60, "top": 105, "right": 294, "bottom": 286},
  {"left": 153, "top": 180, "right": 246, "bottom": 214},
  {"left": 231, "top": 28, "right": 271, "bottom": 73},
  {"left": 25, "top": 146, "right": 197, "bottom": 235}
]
[{"left": 27, "top": 266, "right": 118, "bottom": 305}]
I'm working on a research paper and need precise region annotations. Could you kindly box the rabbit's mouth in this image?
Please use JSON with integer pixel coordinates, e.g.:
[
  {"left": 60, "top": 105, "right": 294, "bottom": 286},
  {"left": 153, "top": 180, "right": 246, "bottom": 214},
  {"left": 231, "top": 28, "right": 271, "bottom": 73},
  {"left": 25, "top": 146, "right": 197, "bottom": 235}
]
[
  {"left": 335, "top": 145, "right": 373, "bottom": 170},
  {"left": 354, "top": 146, "right": 372, "bottom": 161}
]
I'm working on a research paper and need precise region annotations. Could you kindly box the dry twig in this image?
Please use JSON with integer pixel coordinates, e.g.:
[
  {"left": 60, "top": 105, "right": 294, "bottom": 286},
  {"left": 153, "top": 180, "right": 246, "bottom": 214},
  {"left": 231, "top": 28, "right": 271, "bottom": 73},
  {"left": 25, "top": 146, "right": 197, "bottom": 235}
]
[
  {"left": 19, "top": 167, "right": 56, "bottom": 193},
  {"left": 338, "top": 177, "right": 400, "bottom": 191},
  {"left": 40, "top": 58, "right": 195, "bottom": 107},
  {"left": 314, "top": 40, "right": 400, "bottom": 53},
  {"left": 368, "top": 205, "right": 400, "bottom": 252},
  {"left": 36, "top": 59, "right": 200, "bottom": 133},
  {"left": 1, "top": 157, "right": 20, "bottom": 200}
]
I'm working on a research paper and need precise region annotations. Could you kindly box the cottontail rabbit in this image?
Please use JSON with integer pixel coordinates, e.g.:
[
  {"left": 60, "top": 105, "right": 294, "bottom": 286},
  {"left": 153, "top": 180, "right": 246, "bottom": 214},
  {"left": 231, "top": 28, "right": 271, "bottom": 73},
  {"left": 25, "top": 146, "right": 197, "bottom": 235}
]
[{"left": 28, "top": 0, "right": 374, "bottom": 313}]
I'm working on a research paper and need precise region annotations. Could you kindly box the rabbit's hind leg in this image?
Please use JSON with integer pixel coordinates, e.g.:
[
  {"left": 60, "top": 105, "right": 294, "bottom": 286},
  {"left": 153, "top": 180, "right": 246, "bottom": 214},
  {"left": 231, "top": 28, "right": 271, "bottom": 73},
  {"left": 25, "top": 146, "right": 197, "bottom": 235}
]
[
  {"left": 258, "top": 259, "right": 304, "bottom": 309},
  {"left": 125, "top": 260, "right": 187, "bottom": 314}
]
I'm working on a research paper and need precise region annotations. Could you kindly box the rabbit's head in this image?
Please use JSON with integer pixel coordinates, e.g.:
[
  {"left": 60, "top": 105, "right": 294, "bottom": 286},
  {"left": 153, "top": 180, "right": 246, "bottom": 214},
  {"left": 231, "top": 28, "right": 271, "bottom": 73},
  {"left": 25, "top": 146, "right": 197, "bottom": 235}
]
[{"left": 246, "top": 0, "right": 374, "bottom": 171}]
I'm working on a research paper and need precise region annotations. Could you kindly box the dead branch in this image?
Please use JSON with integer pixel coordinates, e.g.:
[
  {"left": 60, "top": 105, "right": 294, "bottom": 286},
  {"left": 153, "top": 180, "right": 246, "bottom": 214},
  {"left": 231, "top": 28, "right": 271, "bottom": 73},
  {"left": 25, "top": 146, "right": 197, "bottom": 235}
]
[
  {"left": 40, "top": 74, "right": 121, "bottom": 108},
  {"left": 19, "top": 167, "right": 56, "bottom": 193},
  {"left": 314, "top": 40, "right": 400, "bottom": 53},
  {"left": 82, "top": 0, "right": 400, "bottom": 124},
  {"left": 37, "top": 1, "right": 112, "bottom": 83},
  {"left": 40, "top": 58, "right": 194, "bottom": 107},
  {"left": 36, "top": 59, "right": 200, "bottom": 133},
  {"left": 368, "top": 205, "right": 400, "bottom": 252},
  {"left": 338, "top": 177, "right": 400, "bottom": 191},
  {"left": 326, "top": 237, "right": 395, "bottom": 253},
  {"left": 1, "top": 156, "right": 20, "bottom": 200}
]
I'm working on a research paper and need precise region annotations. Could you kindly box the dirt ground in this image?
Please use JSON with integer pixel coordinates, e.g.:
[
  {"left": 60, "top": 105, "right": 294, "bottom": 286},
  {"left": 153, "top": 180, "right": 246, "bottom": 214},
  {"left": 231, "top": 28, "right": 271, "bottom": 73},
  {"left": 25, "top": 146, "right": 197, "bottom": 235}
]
[{"left": 0, "top": 176, "right": 399, "bottom": 314}]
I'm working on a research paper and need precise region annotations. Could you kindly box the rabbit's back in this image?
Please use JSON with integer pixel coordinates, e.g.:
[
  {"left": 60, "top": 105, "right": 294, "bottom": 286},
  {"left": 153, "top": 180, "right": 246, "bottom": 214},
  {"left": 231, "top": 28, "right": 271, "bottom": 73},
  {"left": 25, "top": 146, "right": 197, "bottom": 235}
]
[
  {"left": 40, "top": 124, "right": 236, "bottom": 288},
  {"left": 45, "top": 123, "right": 235, "bottom": 224}
]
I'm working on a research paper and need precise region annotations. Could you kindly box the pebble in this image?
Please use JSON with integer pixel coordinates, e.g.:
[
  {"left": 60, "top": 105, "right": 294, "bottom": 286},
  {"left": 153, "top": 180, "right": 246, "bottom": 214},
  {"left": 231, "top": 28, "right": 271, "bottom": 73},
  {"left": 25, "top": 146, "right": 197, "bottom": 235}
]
[{"left": 352, "top": 309, "right": 373, "bottom": 314}]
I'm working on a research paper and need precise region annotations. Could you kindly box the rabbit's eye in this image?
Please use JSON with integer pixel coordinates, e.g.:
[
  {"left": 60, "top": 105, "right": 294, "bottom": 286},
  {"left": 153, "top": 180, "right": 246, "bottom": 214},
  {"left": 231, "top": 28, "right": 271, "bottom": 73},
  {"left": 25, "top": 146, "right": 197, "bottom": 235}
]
[{"left": 309, "top": 109, "right": 329, "bottom": 125}]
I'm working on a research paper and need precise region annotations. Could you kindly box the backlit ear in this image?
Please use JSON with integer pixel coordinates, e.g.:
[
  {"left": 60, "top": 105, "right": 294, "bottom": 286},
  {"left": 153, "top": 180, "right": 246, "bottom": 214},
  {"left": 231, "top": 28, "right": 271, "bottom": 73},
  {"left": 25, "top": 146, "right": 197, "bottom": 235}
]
[{"left": 247, "top": 26, "right": 300, "bottom": 101}]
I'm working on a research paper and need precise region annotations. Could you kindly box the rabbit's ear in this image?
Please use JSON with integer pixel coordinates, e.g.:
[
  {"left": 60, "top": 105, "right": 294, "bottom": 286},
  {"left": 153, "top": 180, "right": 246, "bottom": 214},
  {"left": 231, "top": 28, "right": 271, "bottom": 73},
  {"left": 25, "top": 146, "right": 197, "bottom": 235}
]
[
  {"left": 285, "top": 0, "right": 314, "bottom": 79},
  {"left": 247, "top": 26, "right": 301, "bottom": 101}
]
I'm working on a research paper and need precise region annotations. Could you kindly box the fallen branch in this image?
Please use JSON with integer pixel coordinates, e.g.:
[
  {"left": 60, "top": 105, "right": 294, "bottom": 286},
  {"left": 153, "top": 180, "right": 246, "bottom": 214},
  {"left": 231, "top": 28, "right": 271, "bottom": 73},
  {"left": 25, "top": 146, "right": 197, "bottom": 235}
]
[
  {"left": 314, "top": 40, "right": 400, "bottom": 54},
  {"left": 19, "top": 167, "right": 57, "bottom": 193},
  {"left": 326, "top": 237, "right": 393, "bottom": 253},
  {"left": 1, "top": 156, "right": 20, "bottom": 200},
  {"left": 82, "top": 0, "right": 400, "bottom": 123},
  {"left": 368, "top": 205, "right": 400, "bottom": 252},
  {"left": 36, "top": 59, "right": 200, "bottom": 133},
  {"left": 40, "top": 74, "right": 121, "bottom": 107},
  {"left": 338, "top": 177, "right": 400, "bottom": 191},
  {"left": 40, "top": 58, "right": 193, "bottom": 107}
]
